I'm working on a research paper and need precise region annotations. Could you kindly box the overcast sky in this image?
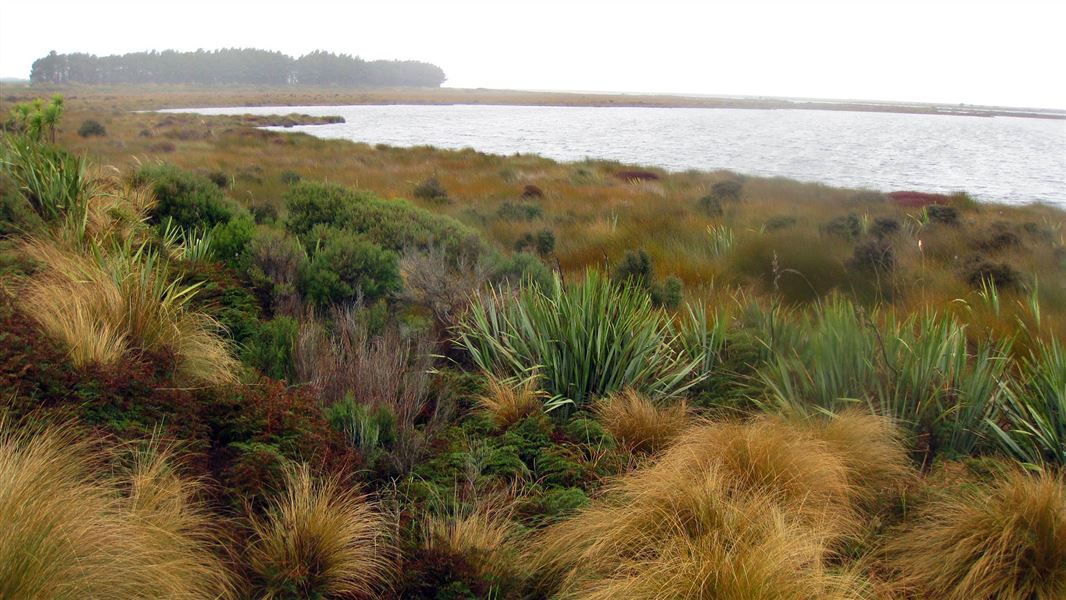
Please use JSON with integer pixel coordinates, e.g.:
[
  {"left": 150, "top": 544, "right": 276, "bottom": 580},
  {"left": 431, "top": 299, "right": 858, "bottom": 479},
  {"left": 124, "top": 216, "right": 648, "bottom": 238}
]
[{"left": 1, "top": 0, "right": 1064, "bottom": 108}]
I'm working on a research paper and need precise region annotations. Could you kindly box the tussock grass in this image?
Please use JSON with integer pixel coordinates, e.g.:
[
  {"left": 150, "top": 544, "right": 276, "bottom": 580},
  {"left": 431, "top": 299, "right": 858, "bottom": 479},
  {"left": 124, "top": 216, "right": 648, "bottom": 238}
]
[
  {"left": 245, "top": 463, "right": 395, "bottom": 599},
  {"left": 476, "top": 373, "right": 546, "bottom": 429},
  {"left": 527, "top": 415, "right": 908, "bottom": 597},
  {"left": 0, "top": 421, "right": 233, "bottom": 600},
  {"left": 422, "top": 496, "right": 522, "bottom": 583},
  {"left": 884, "top": 469, "right": 1066, "bottom": 600},
  {"left": 20, "top": 236, "right": 238, "bottom": 384},
  {"left": 594, "top": 389, "right": 688, "bottom": 454}
]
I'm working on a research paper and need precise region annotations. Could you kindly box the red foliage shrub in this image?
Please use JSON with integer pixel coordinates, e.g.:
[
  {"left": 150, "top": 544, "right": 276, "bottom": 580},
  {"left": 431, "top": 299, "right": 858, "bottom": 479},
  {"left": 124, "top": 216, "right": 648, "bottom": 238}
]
[
  {"left": 888, "top": 191, "right": 952, "bottom": 208},
  {"left": 613, "top": 170, "right": 661, "bottom": 182}
]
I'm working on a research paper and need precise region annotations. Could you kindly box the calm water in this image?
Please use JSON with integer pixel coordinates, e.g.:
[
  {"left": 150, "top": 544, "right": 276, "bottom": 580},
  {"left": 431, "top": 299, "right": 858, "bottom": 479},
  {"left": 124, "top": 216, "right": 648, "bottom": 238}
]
[{"left": 164, "top": 104, "right": 1066, "bottom": 206}]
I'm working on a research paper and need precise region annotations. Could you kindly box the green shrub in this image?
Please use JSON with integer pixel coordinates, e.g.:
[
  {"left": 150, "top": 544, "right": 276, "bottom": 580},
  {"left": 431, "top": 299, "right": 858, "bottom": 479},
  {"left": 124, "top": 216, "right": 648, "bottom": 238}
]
[
  {"left": 299, "top": 229, "right": 401, "bottom": 306},
  {"left": 76, "top": 119, "right": 106, "bottom": 137},
  {"left": 489, "top": 252, "right": 554, "bottom": 291},
  {"left": 823, "top": 213, "right": 862, "bottom": 240},
  {"left": 850, "top": 238, "right": 895, "bottom": 272},
  {"left": 132, "top": 164, "right": 239, "bottom": 231},
  {"left": 457, "top": 270, "right": 703, "bottom": 412},
  {"left": 496, "top": 201, "right": 542, "bottom": 221},
  {"left": 413, "top": 176, "right": 449, "bottom": 203},
  {"left": 871, "top": 217, "right": 901, "bottom": 238},
  {"left": 209, "top": 214, "right": 255, "bottom": 265},
  {"left": 285, "top": 181, "right": 487, "bottom": 261},
  {"left": 926, "top": 204, "right": 960, "bottom": 225},
  {"left": 242, "top": 316, "right": 299, "bottom": 380},
  {"left": 514, "top": 229, "right": 556, "bottom": 257},
  {"left": 711, "top": 180, "right": 743, "bottom": 202},
  {"left": 612, "top": 249, "right": 653, "bottom": 288},
  {"left": 651, "top": 276, "right": 684, "bottom": 309}
]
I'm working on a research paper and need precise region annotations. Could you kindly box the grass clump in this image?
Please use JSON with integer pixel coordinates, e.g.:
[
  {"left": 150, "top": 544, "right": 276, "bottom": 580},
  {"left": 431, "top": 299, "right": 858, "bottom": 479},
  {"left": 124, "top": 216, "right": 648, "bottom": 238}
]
[
  {"left": 245, "top": 463, "right": 395, "bottom": 599},
  {"left": 594, "top": 389, "right": 688, "bottom": 454},
  {"left": 884, "top": 469, "right": 1066, "bottom": 600},
  {"left": 0, "top": 421, "right": 233, "bottom": 600},
  {"left": 476, "top": 373, "right": 546, "bottom": 429},
  {"left": 526, "top": 415, "right": 903, "bottom": 598}
]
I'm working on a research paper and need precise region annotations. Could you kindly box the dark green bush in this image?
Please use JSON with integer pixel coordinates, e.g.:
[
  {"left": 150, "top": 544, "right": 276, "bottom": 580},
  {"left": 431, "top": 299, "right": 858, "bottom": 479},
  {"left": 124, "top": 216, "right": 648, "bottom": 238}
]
[
  {"left": 764, "top": 216, "right": 797, "bottom": 232},
  {"left": 299, "top": 229, "right": 401, "bottom": 306},
  {"left": 612, "top": 249, "right": 654, "bottom": 288},
  {"left": 280, "top": 170, "right": 302, "bottom": 185},
  {"left": 133, "top": 164, "right": 240, "bottom": 231},
  {"left": 205, "top": 169, "right": 229, "bottom": 188},
  {"left": 651, "top": 276, "right": 684, "bottom": 309},
  {"left": 871, "top": 217, "right": 900, "bottom": 238},
  {"left": 711, "top": 180, "right": 743, "bottom": 202},
  {"left": 413, "top": 176, "right": 449, "bottom": 203},
  {"left": 850, "top": 239, "right": 895, "bottom": 272},
  {"left": 210, "top": 214, "right": 255, "bottom": 265},
  {"left": 926, "top": 204, "right": 959, "bottom": 225},
  {"left": 697, "top": 194, "right": 723, "bottom": 216},
  {"left": 823, "top": 213, "right": 862, "bottom": 240},
  {"left": 514, "top": 229, "right": 556, "bottom": 257},
  {"left": 963, "top": 256, "right": 1022, "bottom": 290},
  {"left": 241, "top": 316, "right": 298, "bottom": 380},
  {"left": 76, "top": 119, "right": 106, "bottom": 137}
]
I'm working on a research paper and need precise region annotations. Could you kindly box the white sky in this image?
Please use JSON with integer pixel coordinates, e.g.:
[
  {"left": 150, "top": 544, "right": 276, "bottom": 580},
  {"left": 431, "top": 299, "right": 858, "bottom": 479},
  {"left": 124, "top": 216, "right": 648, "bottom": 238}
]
[{"left": 1, "top": 0, "right": 1064, "bottom": 108}]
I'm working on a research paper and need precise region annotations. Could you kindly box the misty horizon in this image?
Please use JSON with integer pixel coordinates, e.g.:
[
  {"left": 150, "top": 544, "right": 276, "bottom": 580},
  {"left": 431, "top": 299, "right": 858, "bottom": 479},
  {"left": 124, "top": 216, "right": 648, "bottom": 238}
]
[{"left": 2, "top": 0, "right": 1064, "bottom": 110}]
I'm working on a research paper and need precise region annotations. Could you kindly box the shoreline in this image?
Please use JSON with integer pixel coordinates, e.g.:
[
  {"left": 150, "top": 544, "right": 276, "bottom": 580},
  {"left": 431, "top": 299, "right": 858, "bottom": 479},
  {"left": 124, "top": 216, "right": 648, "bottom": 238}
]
[{"left": 3, "top": 83, "right": 1064, "bottom": 120}]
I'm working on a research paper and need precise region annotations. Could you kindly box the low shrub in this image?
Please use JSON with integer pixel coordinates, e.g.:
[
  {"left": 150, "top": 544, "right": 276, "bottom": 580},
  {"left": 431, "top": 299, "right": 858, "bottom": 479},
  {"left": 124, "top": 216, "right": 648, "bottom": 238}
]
[
  {"left": 823, "top": 213, "right": 862, "bottom": 240},
  {"left": 849, "top": 238, "right": 895, "bottom": 272},
  {"left": 132, "top": 163, "right": 240, "bottom": 232},
  {"left": 489, "top": 251, "right": 554, "bottom": 291},
  {"left": 710, "top": 179, "right": 743, "bottom": 202},
  {"left": 77, "top": 119, "right": 107, "bottom": 137},
  {"left": 285, "top": 181, "right": 488, "bottom": 262},
  {"left": 926, "top": 204, "right": 960, "bottom": 225},
  {"left": 871, "top": 216, "right": 900, "bottom": 237},
  {"left": 413, "top": 176, "right": 449, "bottom": 203},
  {"left": 962, "top": 256, "right": 1023, "bottom": 290},
  {"left": 612, "top": 248, "right": 653, "bottom": 288},
  {"left": 521, "top": 184, "right": 544, "bottom": 198},
  {"left": 650, "top": 275, "right": 683, "bottom": 309},
  {"left": 497, "top": 200, "right": 542, "bottom": 221},
  {"left": 242, "top": 316, "right": 298, "bottom": 380}
]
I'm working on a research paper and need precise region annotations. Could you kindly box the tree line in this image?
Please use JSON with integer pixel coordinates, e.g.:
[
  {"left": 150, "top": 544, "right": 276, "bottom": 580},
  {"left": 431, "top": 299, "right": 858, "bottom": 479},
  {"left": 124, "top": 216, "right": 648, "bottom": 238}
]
[{"left": 29, "top": 49, "right": 446, "bottom": 87}]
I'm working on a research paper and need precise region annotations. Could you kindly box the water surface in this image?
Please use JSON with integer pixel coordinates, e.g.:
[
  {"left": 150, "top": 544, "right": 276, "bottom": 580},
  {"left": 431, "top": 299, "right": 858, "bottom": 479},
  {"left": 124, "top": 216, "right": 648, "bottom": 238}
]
[{"left": 164, "top": 104, "right": 1066, "bottom": 206}]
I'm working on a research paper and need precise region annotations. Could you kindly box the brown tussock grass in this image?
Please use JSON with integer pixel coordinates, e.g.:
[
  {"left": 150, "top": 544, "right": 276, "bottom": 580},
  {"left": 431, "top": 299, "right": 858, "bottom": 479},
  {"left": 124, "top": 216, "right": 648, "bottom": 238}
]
[
  {"left": 422, "top": 496, "right": 523, "bottom": 583},
  {"left": 0, "top": 420, "right": 234, "bottom": 600},
  {"left": 594, "top": 389, "right": 689, "bottom": 454},
  {"left": 527, "top": 415, "right": 909, "bottom": 597},
  {"left": 883, "top": 468, "right": 1066, "bottom": 600},
  {"left": 245, "top": 463, "right": 395, "bottom": 599},
  {"left": 476, "top": 373, "right": 546, "bottom": 429}
]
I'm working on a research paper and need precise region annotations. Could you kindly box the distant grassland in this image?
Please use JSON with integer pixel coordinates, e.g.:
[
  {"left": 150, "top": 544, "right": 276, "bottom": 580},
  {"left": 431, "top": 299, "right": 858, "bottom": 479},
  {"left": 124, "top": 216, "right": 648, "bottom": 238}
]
[{"left": 5, "top": 85, "right": 1064, "bottom": 339}]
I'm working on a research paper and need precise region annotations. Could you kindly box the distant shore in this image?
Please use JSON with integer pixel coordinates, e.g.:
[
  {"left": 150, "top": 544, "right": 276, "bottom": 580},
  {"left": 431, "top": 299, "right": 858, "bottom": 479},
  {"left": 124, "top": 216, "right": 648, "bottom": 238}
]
[{"left": 3, "top": 83, "right": 1063, "bottom": 120}]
